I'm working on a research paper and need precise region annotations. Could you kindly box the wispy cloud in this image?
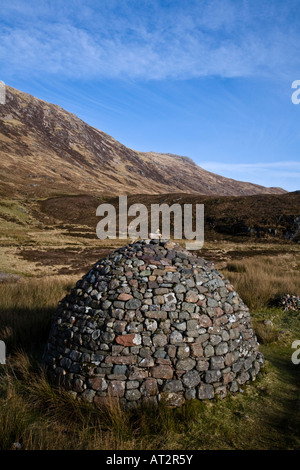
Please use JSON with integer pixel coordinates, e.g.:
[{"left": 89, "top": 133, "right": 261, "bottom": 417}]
[
  {"left": 198, "top": 160, "right": 300, "bottom": 191},
  {"left": 199, "top": 161, "right": 300, "bottom": 171},
  {"left": 1, "top": 0, "right": 300, "bottom": 81}
]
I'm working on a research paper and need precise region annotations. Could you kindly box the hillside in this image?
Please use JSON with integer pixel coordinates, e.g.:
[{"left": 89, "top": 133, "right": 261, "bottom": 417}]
[{"left": 0, "top": 86, "right": 286, "bottom": 198}]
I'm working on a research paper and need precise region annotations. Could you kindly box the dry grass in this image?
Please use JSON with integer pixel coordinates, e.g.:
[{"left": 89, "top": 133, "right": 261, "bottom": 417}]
[
  {"left": 222, "top": 253, "right": 300, "bottom": 311},
  {"left": 0, "top": 276, "right": 76, "bottom": 353}
]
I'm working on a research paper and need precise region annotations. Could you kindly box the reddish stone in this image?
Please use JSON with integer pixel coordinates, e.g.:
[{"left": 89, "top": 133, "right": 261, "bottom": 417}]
[
  {"left": 165, "top": 266, "right": 178, "bottom": 272},
  {"left": 198, "top": 314, "right": 212, "bottom": 328},
  {"left": 87, "top": 377, "right": 108, "bottom": 391},
  {"left": 223, "top": 372, "right": 235, "bottom": 385},
  {"left": 152, "top": 269, "right": 166, "bottom": 276},
  {"left": 108, "top": 380, "right": 126, "bottom": 397},
  {"left": 118, "top": 293, "right": 133, "bottom": 301},
  {"left": 140, "top": 378, "right": 158, "bottom": 396},
  {"left": 105, "top": 355, "right": 137, "bottom": 365},
  {"left": 115, "top": 334, "right": 141, "bottom": 347},
  {"left": 214, "top": 315, "right": 229, "bottom": 326},
  {"left": 151, "top": 364, "right": 173, "bottom": 379},
  {"left": 190, "top": 343, "right": 204, "bottom": 357},
  {"left": 155, "top": 358, "right": 172, "bottom": 365},
  {"left": 224, "top": 352, "right": 235, "bottom": 366},
  {"left": 129, "top": 368, "right": 149, "bottom": 380},
  {"left": 148, "top": 259, "right": 161, "bottom": 266},
  {"left": 129, "top": 279, "right": 138, "bottom": 287},
  {"left": 215, "top": 307, "right": 224, "bottom": 317},
  {"left": 145, "top": 311, "right": 167, "bottom": 320},
  {"left": 223, "top": 302, "right": 234, "bottom": 314},
  {"left": 185, "top": 291, "right": 199, "bottom": 303}
]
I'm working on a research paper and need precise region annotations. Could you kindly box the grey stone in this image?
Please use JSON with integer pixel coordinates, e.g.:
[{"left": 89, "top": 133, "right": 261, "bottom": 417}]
[
  {"left": 176, "top": 358, "right": 196, "bottom": 371},
  {"left": 185, "top": 388, "right": 196, "bottom": 400},
  {"left": 204, "top": 344, "right": 214, "bottom": 357},
  {"left": 205, "top": 370, "right": 222, "bottom": 383},
  {"left": 210, "top": 356, "right": 225, "bottom": 370},
  {"left": 163, "top": 292, "right": 177, "bottom": 304},
  {"left": 170, "top": 330, "right": 183, "bottom": 344},
  {"left": 152, "top": 333, "right": 168, "bottom": 347},
  {"left": 174, "top": 284, "right": 186, "bottom": 294},
  {"left": 186, "top": 320, "right": 199, "bottom": 331},
  {"left": 125, "top": 298, "right": 142, "bottom": 310},
  {"left": 113, "top": 365, "right": 127, "bottom": 375},
  {"left": 198, "top": 384, "right": 214, "bottom": 399},
  {"left": 81, "top": 389, "right": 96, "bottom": 402},
  {"left": 215, "top": 342, "right": 228, "bottom": 356},
  {"left": 163, "top": 380, "right": 183, "bottom": 393},
  {"left": 182, "top": 370, "right": 201, "bottom": 388},
  {"left": 145, "top": 318, "right": 157, "bottom": 332},
  {"left": 210, "top": 335, "right": 222, "bottom": 346},
  {"left": 177, "top": 345, "right": 191, "bottom": 359},
  {"left": 175, "top": 322, "right": 187, "bottom": 331},
  {"left": 125, "top": 389, "right": 142, "bottom": 401}
]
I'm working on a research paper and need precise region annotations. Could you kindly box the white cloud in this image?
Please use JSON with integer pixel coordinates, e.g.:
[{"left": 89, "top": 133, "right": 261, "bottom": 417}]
[
  {"left": 198, "top": 160, "right": 300, "bottom": 191},
  {"left": 199, "top": 161, "right": 300, "bottom": 171},
  {"left": 0, "top": 0, "right": 300, "bottom": 81}
]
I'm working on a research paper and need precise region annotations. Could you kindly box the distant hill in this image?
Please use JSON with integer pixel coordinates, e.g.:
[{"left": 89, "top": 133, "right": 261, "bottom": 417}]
[
  {"left": 36, "top": 191, "right": 300, "bottom": 243},
  {"left": 0, "top": 86, "right": 286, "bottom": 198}
]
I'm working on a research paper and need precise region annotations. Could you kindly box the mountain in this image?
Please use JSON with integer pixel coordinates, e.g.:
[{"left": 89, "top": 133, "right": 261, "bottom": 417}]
[{"left": 0, "top": 86, "right": 286, "bottom": 198}]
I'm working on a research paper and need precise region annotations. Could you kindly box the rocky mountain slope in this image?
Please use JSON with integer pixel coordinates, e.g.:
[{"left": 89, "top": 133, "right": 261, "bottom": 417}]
[{"left": 0, "top": 86, "right": 286, "bottom": 198}]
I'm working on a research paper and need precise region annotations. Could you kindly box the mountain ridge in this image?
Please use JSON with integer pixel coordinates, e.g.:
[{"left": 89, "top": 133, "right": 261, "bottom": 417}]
[{"left": 0, "top": 85, "right": 286, "bottom": 198}]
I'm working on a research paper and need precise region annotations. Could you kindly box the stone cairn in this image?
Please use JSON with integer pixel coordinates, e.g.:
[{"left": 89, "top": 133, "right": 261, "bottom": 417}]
[
  {"left": 43, "top": 239, "right": 264, "bottom": 407},
  {"left": 278, "top": 294, "right": 300, "bottom": 312}
]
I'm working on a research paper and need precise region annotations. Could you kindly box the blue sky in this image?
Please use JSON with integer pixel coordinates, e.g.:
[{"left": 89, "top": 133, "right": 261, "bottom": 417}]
[{"left": 1, "top": 0, "right": 300, "bottom": 191}]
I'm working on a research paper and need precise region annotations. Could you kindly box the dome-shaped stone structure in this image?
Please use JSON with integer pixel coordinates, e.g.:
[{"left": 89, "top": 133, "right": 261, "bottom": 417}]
[{"left": 43, "top": 239, "right": 264, "bottom": 407}]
